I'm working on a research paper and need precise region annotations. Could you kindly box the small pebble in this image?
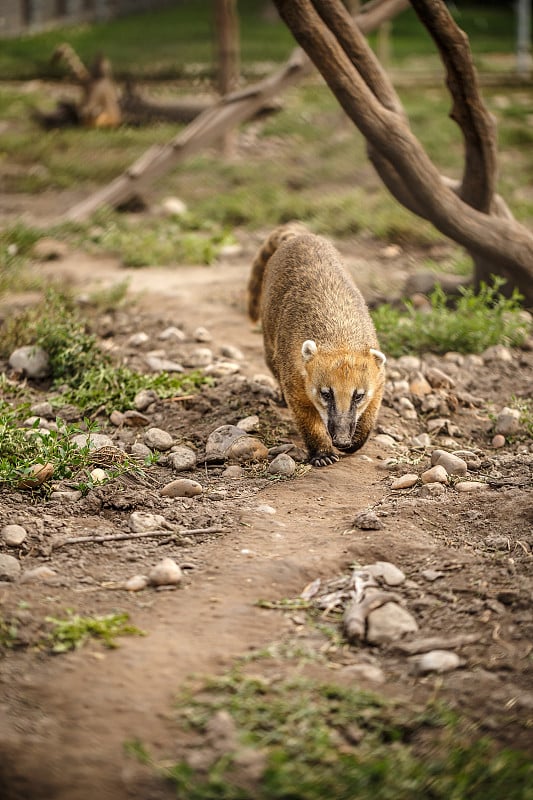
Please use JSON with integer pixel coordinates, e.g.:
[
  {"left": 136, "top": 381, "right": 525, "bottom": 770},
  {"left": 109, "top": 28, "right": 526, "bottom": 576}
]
[
  {"left": 20, "top": 566, "right": 58, "bottom": 585},
  {"left": 145, "top": 355, "right": 184, "bottom": 373},
  {"left": 494, "top": 407, "right": 520, "bottom": 436},
  {"left": 410, "top": 433, "right": 431, "bottom": 449},
  {"left": 90, "top": 468, "right": 107, "bottom": 484},
  {"left": 340, "top": 663, "right": 385, "bottom": 684},
  {"left": 222, "top": 465, "right": 243, "bottom": 478},
  {"left": 130, "top": 511, "right": 169, "bottom": 533},
  {"left": 204, "top": 361, "right": 241, "bottom": 377},
  {"left": 148, "top": 558, "right": 183, "bottom": 587},
  {"left": 128, "top": 332, "right": 149, "bottom": 347},
  {"left": 220, "top": 344, "right": 244, "bottom": 360},
  {"left": 434, "top": 452, "right": 468, "bottom": 477},
  {"left": 419, "top": 482, "right": 446, "bottom": 498},
  {"left": 413, "top": 650, "right": 461, "bottom": 674},
  {"left": 492, "top": 434, "right": 506, "bottom": 449},
  {"left": 160, "top": 478, "right": 203, "bottom": 498},
  {"left": 268, "top": 454, "right": 296, "bottom": 477},
  {"left": 72, "top": 433, "right": 114, "bottom": 451},
  {"left": 131, "top": 442, "right": 152, "bottom": 460},
  {"left": 49, "top": 490, "right": 83, "bottom": 502},
  {"left": 256, "top": 504, "right": 276, "bottom": 514},
  {"left": 397, "top": 355, "right": 421, "bottom": 372},
  {"left": 363, "top": 561, "right": 405, "bottom": 586},
  {"left": 421, "top": 569, "right": 444, "bottom": 581},
  {"left": 421, "top": 465, "right": 448, "bottom": 484},
  {"left": 9, "top": 345, "right": 50, "bottom": 379},
  {"left": 366, "top": 602, "right": 418, "bottom": 644},
  {"left": 455, "top": 481, "right": 488, "bottom": 493},
  {"left": 1, "top": 524, "right": 27, "bottom": 546},
  {"left": 237, "top": 415, "right": 259, "bottom": 433},
  {"left": 0, "top": 554, "right": 21, "bottom": 581},
  {"left": 122, "top": 410, "right": 150, "bottom": 427},
  {"left": 423, "top": 367, "right": 455, "bottom": 389},
  {"left": 409, "top": 372, "right": 432, "bottom": 396},
  {"left": 134, "top": 389, "right": 159, "bottom": 411},
  {"left": 373, "top": 434, "right": 396, "bottom": 448},
  {"left": 125, "top": 574, "right": 149, "bottom": 592},
  {"left": 193, "top": 326, "right": 212, "bottom": 342},
  {"left": 483, "top": 344, "right": 513, "bottom": 363},
  {"left": 186, "top": 347, "right": 213, "bottom": 367},
  {"left": 144, "top": 427, "right": 173, "bottom": 451},
  {"left": 168, "top": 446, "right": 197, "bottom": 472},
  {"left": 30, "top": 401, "right": 54, "bottom": 418},
  {"left": 391, "top": 473, "right": 418, "bottom": 490},
  {"left": 353, "top": 510, "right": 383, "bottom": 530},
  {"left": 158, "top": 326, "right": 186, "bottom": 342},
  {"left": 18, "top": 462, "right": 55, "bottom": 488}
]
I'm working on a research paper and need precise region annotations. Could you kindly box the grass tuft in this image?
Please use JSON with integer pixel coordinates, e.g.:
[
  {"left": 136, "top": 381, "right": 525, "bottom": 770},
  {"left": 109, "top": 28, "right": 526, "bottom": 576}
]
[{"left": 46, "top": 611, "right": 144, "bottom": 652}]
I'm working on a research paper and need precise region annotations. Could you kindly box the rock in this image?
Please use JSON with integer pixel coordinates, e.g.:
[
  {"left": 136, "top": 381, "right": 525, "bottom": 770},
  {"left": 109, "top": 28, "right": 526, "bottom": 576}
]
[
  {"left": 158, "top": 326, "right": 186, "bottom": 342},
  {"left": 421, "top": 569, "right": 444, "bottom": 581},
  {"left": 340, "top": 663, "right": 386, "bottom": 684},
  {"left": 89, "top": 468, "right": 107, "bottom": 484},
  {"left": 268, "top": 454, "right": 296, "bottom": 477},
  {"left": 409, "top": 372, "right": 432, "bottom": 396},
  {"left": 363, "top": 561, "right": 406, "bottom": 586},
  {"left": 33, "top": 237, "right": 68, "bottom": 260},
  {"left": 366, "top": 602, "right": 418, "bottom": 644},
  {"left": 205, "top": 425, "right": 268, "bottom": 463},
  {"left": 131, "top": 442, "right": 152, "bottom": 460},
  {"left": 421, "top": 465, "right": 448, "bottom": 484},
  {"left": 391, "top": 474, "right": 418, "bottom": 490},
  {"left": 453, "top": 450, "right": 482, "bottom": 469},
  {"left": 18, "top": 462, "right": 55, "bottom": 488},
  {"left": 72, "top": 433, "right": 114, "bottom": 451},
  {"left": 256, "top": 504, "right": 276, "bottom": 514},
  {"left": 492, "top": 434, "right": 506, "bottom": 448},
  {"left": 168, "top": 446, "right": 197, "bottom": 472},
  {"left": 30, "top": 401, "right": 54, "bottom": 418},
  {"left": 419, "top": 482, "right": 446, "bottom": 498},
  {"left": 110, "top": 410, "right": 125, "bottom": 426},
  {"left": 1, "top": 524, "right": 27, "bottom": 546},
  {"left": 397, "top": 397, "right": 417, "bottom": 420},
  {"left": 483, "top": 344, "right": 513, "bottom": 363},
  {"left": 494, "top": 407, "right": 521, "bottom": 436},
  {"left": 20, "top": 566, "right": 58, "bottom": 584},
  {"left": 237, "top": 415, "right": 260, "bottom": 433},
  {"left": 396, "top": 355, "right": 421, "bottom": 372},
  {"left": 222, "top": 465, "right": 243, "bottom": 478},
  {"left": 0, "top": 554, "right": 21, "bottom": 581},
  {"left": 443, "top": 351, "right": 465, "bottom": 366},
  {"left": 145, "top": 355, "right": 184, "bottom": 373},
  {"left": 410, "top": 433, "right": 432, "bottom": 449},
  {"left": 423, "top": 366, "right": 455, "bottom": 389},
  {"left": 185, "top": 347, "right": 213, "bottom": 367},
  {"left": 205, "top": 709, "right": 238, "bottom": 752},
  {"left": 122, "top": 410, "right": 150, "bottom": 427},
  {"left": 204, "top": 361, "right": 241, "bottom": 377},
  {"left": 381, "top": 243, "right": 402, "bottom": 259},
  {"left": 193, "top": 326, "right": 212, "bottom": 343},
  {"left": 161, "top": 196, "right": 188, "bottom": 216},
  {"left": 9, "top": 346, "right": 50, "bottom": 379},
  {"left": 413, "top": 650, "right": 461, "bottom": 674},
  {"left": 124, "top": 574, "right": 149, "bottom": 592},
  {"left": 220, "top": 344, "right": 244, "bottom": 360},
  {"left": 128, "top": 332, "right": 149, "bottom": 347},
  {"left": 160, "top": 478, "right": 203, "bottom": 498},
  {"left": 148, "top": 558, "right": 183, "bottom": 587},
  {"left": 134, "top": 389, "right": 159, "bottom": 411},
  {"left": 455, "top": 481, "right": 488, "bottom": 492},
  {"left": 353, "top": 510, "right": 383, "bottom": 530},
  {"left": 207, "top": 489, "right": 228, "bottom": 501},
  {"left": 373, "top": 434, "right": 396, "bottom": 448},
  {"left": 49, "top": 490, "right": 83, "bottom": 502},
  {"left": 130, "top": 511, "right": 170, "bottom": 533},
  {"left": 144, "top": 427, "right": 173, "bottom": 451},
  {"left": 433, "top": 452, "right": 468, "bottom": 477}
]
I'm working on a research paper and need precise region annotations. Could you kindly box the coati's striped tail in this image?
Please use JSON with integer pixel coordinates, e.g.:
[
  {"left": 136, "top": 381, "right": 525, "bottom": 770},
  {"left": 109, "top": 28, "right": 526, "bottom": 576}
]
[
  {"left": 247, "top": 222, "right": 308, "bottom": 322},
  {"left": 52, "top": 43, "right": 91, "bottom": 84}
]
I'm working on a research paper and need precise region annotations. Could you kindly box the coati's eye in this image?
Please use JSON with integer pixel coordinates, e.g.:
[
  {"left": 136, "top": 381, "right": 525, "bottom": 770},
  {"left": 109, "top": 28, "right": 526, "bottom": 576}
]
[
  {"left": 320, "top": 388, "right": 332, "bottom": 402},
  {"left": 353, "top": 391, "right": 365, "bottom": 404}
]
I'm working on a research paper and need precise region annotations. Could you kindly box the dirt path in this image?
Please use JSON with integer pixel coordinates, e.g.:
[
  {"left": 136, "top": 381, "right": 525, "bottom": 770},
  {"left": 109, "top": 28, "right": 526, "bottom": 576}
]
[{"left": 1, "top": 249, "right": 532, "bottom": 798}]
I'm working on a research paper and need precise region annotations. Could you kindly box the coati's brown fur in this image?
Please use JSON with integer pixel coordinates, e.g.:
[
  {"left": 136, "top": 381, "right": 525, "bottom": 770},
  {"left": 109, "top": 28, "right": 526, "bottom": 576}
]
[{"left": 248, "top": 223, "right": 386, "bottom": 467}]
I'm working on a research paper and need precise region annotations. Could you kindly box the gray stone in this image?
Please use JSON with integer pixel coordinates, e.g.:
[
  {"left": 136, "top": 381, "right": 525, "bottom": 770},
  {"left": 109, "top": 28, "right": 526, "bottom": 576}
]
[
  {"left": 391, "top": 473, "right": 418, "bottom": 490},
  {"left": 158, "top": 325, "right": 186, "bottom": 342},
  {"left": 237, "top": 415, "right": 260, "bottom": 433},
  {"left": 134, "top": 388, "right": 159, "bottom": 411},
  {"left": 421, "top": 569, "right": 444, "bottom": 582},
  {"left": 410, "top": 433, "right": 432, "bottom": 449},
  {"left": 185, "top": 347, "right": 213, "bottom": 367},
  {"left": 366, "top": 602, "right": 418, "bottom": 644},
  {"left": 353, "top": 510, "right": 383, "bottom": 530},
  {"left": 145, "top": 355, "right": 184, "bottom": 373},
  {"left": 268, "top": 453, "right": 296, "bottom": 477},
  {"left": 424, "top": 366, "right": 455, "bottom": 389},
  {"left": 125, "top": 574, "right": 149, "bottom": 592},
  {"left": 130, "top": 511, "right": 170, "bottom": 533},
  {"left": 483, "top": 344, "right": 513, "bottom": 363},
  {"left": 363, "top": 561, "right": 406, "bottom": 586},
  {"left": 373, "top": 434, "right": 396, "bottom": 448},
  {"left": 204, "top": 361, "right": 240, "bottom": 377},
  {"left": 49, "top": 490, "right": 83, "bottom": 502},
  {"left": 168, "top": 446, "right": 197, "bottom": 472},
  {"left": 20, "top": 566, "right": 58, "bottom": 584},
  {"left": 9, "top": 346, "right": 50, "bottom": 379},
  {"left": 128, "top": 332, "right": 149, "bottom": 347},
  {"left": 71, "top": 433, "right": 114, "bottom": 451},
  {"left": 205, "top": 425, "right": 268, "bottom": 463},
  {"left": 193, "top": 326, "right": 212, "bottom": 342},
  {"left": 340, "top": 663, "right": 386, "bottom": 684},
  {"left": 434, "top": 452, "right": 468, "bottom": 477},
  {"left": 419, "top": 482, "right": 446, "bottom": 498},
  {"left": 1, "top": 524, "right": 27, "bottom": 546},
  {"left": 409, "top": 372, "right": 432, "bottom": 397},
  {"left": 0, "top": 554, "right": 21, "bottom": 581},
  {"left": 396, "top": 355, "right": 421, "bottom": 372},
  {"left": 222, "top": 465, "right": 243, "bottom": 478},
  {"left": 144, "top": 427, "right": 173, "bottom": 451},
  {"left": 220, "top": 344, "right": 244, "bottom": 360},
  {"left": 131, "top": 442, "right": 152, "bottom": 460},
  {"left": 30, "top": 401, "right": 54, "bottom": 418},
  {"left": 494, "top": 407, "right": 521, "bottom": 436}
]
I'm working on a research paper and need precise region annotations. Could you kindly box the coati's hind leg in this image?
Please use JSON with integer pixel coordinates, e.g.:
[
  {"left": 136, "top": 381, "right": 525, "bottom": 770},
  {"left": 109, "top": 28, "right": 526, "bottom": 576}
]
[{"left": 290, "top": 400, "right": 339, "bottom": 467}]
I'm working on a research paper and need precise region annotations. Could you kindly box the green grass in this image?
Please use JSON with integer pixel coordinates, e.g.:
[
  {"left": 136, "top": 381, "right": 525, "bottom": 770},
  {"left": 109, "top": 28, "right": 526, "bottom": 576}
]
[
  {"left": 372, "top": 279, "right": 532, "bottom": 357},
  {"left": 0, "top": 3, "right": 518, "bottom": 81},
  {"left": 127, "top": 669, "right": 533, "bottom": 800},
  {"left": 46, "top": 611, "right": 144, "bottom": 652}
]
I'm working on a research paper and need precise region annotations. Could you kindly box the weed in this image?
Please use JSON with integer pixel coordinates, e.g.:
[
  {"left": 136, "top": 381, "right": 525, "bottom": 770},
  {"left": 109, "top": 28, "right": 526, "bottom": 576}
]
[
  {"left": 510, "top": 396, "right": 533, "bottom": 438},
  {"left": 128, "top": 670, "right": 533, "bottom": 799},
  {"left": 0, "top": 617, "right": 19, "bottom": 650},
  {"left": 46, "top": 611, "right": 144, "bottom": 653},
  {"left": 373, "top": 278, "right": 531, "bottom": 357}
]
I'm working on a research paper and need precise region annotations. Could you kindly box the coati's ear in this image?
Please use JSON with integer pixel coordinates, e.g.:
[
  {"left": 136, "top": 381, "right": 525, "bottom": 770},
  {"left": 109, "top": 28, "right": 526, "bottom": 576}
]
[
  {"left": 302, "top": 339, "right": 318, "bottom": 362},
  {"left": 370, "top": 348, "right": 386, "bottom": 367}
]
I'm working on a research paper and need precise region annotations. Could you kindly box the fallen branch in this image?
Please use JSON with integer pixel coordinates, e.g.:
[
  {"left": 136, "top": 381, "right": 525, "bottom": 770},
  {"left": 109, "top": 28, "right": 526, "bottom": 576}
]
[{"left": 53, "top": 525, "right": 225, "bottom": 548}]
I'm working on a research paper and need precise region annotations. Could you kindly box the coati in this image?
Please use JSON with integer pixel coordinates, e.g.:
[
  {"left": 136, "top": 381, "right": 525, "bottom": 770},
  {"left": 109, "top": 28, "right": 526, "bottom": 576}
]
[{"left": 248, "top": 224, "right": 386, "bottom": 467}]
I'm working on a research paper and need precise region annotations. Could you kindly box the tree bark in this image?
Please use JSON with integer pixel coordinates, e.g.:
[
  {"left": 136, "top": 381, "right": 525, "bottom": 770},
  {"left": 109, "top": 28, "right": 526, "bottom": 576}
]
[{"left": 273, "top": 0, "right": 533, "bottom": 305}]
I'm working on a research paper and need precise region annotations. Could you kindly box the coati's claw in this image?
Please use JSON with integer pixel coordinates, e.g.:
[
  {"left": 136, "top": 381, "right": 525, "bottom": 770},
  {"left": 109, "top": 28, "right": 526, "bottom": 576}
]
[{"left": 310, "top": 452, "right": 339, "bottom": 467}]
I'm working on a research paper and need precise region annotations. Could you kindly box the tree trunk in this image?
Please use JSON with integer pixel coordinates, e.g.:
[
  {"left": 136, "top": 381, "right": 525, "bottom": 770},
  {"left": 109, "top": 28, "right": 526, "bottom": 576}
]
[
  {"left": 272, "top": 0, "right": 533, "bottom": 306},
  {"left": 215, "top": 0, "right": 240, "bottom": 155}
]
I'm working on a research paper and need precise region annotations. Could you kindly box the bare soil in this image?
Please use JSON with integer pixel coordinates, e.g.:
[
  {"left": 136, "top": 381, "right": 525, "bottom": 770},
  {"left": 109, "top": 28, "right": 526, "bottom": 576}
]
[{"left": 0, "top": 232, "right": 532, "bottom": 799}]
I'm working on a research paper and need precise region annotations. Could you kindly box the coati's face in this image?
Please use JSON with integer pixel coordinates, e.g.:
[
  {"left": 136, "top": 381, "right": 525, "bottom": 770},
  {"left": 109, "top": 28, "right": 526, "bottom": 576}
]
[{"left": 301, "top": 340, "right": 386, "bottom": 452}]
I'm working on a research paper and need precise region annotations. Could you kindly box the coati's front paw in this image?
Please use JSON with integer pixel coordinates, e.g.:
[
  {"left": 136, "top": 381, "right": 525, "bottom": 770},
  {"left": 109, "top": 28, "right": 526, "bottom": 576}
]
[{"left": 310, "top": 451, "right": 339, "bottom": 468}]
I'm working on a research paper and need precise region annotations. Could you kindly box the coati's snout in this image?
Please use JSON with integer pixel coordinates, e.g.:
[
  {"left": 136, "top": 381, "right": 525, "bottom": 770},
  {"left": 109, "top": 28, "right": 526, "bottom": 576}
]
[{"left": 302, "top": 339, "right": 386, "bottom": 453}]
